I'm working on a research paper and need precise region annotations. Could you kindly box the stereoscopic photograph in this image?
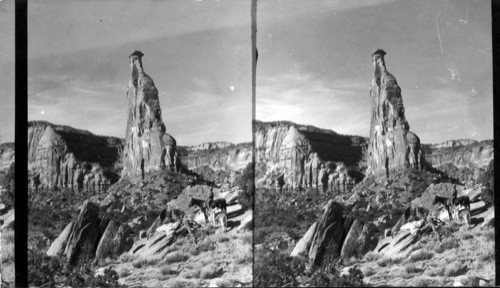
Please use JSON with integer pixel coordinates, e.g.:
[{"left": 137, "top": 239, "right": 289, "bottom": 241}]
[
  {"left": 26, "top": 0, "right": 252, "bottom": 287},
  {"left": 254, "top": 0, "right": 494, "bottom": 286},
  {"left": 0, "top": 0, "right": 15, "bottom": 286}
]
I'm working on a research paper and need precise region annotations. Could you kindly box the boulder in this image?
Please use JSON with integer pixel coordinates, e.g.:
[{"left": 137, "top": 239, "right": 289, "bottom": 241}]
[
  {"left": 67, "top": 222, "right": 101, "bottom": 267},
  {"left": 291, "top": 222, "right": 317, "bottom": 258},
  {"left": 308, "top": 200, "right": 345, "bottom": 268},
  {"left": 453, "top": 275, "right": 480, "bottom": 287},
  {"left": 47, "top": 222, "right": 74, "bottom": 257},
  {"left": 0, "top": 209, "right": 14, "bottom": 230},
  {"left": 470, "top": 201, "right": 487, "bottom": 214},
  {"left": 236, "top": 212, "right": 253, "bottom": 231},
  {"left": 375, "top": 230, "right": 420, "bottom": 259},
  {"left": 94, "top": 220, "right": 119, "bottom": 260},
  {"left": 340, "top": 219, "right": 378, "bottom": 258},
  {"left": 227, "top": 204, "right": 243, "bottom": 217},
  {"left": 64, "top": 200, "right": 99, "bottom": 258}
]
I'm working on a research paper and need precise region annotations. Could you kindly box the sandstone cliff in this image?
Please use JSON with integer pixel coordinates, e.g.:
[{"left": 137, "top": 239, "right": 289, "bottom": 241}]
[
  {"left": 179, "top": 142, "right": 252, "bottom": 185},
  {"left": 121, "top": 51, "right": 180, "bottom": 179},
  {"left": 366, "top": 49, "right": 424, "bottom": 177},
  {"left": 422, "top": 139, "right": 493, "bottom": 183},
  {"left": 255, "top": 120, "right": 367, "bottom": 190},
  {"left": 28, "top": 121, "right": 123, "bottom": 189},
  {"left": 0, "top": 142, "right": 14, "bottom": 172}
]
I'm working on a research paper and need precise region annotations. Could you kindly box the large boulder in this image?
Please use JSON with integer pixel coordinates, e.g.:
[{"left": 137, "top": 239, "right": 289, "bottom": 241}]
[
  {"left": 94, "top": 220, "right": 119, "bottom": 260},
  {"left": 67, "top": 222, "right": 101, "bottom": 267},
  {"left": 291, "top": 222, "right": 317, "bottom": 258},
  {"left": 340, "top": 219, "right": 378, "bottom": 259},
  {"left": 46, "top": 222, "right": 74, "bottom": 257},
  {"left": 308, "top": 200, "right": 345, "bottom": 269},
  {"left": 63, "top": 201, "right": 100, "bottom": 258}
]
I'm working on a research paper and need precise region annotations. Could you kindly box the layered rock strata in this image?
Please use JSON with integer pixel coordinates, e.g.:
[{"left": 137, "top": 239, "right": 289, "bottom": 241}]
[
  {"left": 179, "top": 142, "right": 252, "bottom": 184},
  {"left": 122, "top": 50, "right": 180, "bottom": 179},
  {"left": 255, "top": 120, "right": 367, "bottom": 190},
  {"left": 28, "top": 121, "right": 123, "bottom": 190},
  {"left": 366, "top": 49, "right": 424, "bottom": 177},
  {"left": 422, "top": 139, "right": 493, "bottom": 183}
]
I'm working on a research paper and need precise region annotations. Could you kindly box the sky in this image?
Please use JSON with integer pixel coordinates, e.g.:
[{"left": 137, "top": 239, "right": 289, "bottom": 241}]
[
  {"left": 256, "top": 0, "right": 493, "bottom": 144},
  {"left": 0, "top": 0, "right": 15, "bottom": 143},
  {"left": 26, "top": 0, "right": 251, "bottom": 146}
]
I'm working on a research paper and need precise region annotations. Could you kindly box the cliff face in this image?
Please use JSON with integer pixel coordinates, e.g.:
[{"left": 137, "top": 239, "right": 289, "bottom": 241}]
[
  {"left": 0, "top": 142, "right": 14, "bottom": 172},
  {"left": 179, "top": 142, "right": 252, "bottom": 172},
  {"left": 422, "top": 139, "right": 493, "bottom": 183},
  {"left": 179, "top": 142, "right": 252, "bottom": 185},
  {"left": 28, "top": 121, "right": 124, "bottom": 189},
  {"left": 366, "top": 49, "right": 424, "bottom": 177},
  {"left": 255, "top": 120, "right": 367, "bottom": 190},
  {"left": 121, "top": 51, "right": 180, "bottom": 179}
]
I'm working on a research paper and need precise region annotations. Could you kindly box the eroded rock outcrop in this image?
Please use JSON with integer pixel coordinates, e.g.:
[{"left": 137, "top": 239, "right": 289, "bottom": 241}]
[
  {"left": 291, "top": 200, "right": 378, "bottom": 270},
  {"left": 255, "top": 121, "right": 367, "bottom": 190},
  {"left": 0, "top": 142, "right": 14, "bottom": 172},
  {"left": 179, "top": 142, "right": 252, "bottom": 185},
  {"left": 122, "top": 51, "right": 180, "bottom": 179},
  {"left": 28, "top": 121, "right": 123, "bottom": 190},
  {"left": 366, "top": 49, "right": 423, "bottom": 177},
  {"left": 422, "top": 139, "right": 493, "bottom": 184},
  {"left": 47, "top": 201, "right": 133, "bottom": 266}
]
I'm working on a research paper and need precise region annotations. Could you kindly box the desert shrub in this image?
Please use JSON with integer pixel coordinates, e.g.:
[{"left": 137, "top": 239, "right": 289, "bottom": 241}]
[
  {"left": 2, "top": 229, "right": 15, "bottom": 263},
  {"left": 196, "top": 239, "right": 217, "bottom": 253},
  {"left": 409, "top": 250, "right": 433, "bottom": 262},
  {"left": 483, "top": 230, "right": 495, "bottom": 242},
  {"left": 478, "top": 242, "right": 495, "bottom": 261},
  {"left": 241, "top": 231, "right": 253, "bottom": 245},
  {"left": 309, "top": 265, "right": 364, "bottom": 287},
  {"left": 167, "top": 279, "right": 195, "bottom": 288},
  {"left": 462, "top": 233, "right": 473, "bottom": 240},
  {"left": 254, "top": 250, "right": 305, "bottom": 287},
  {"left": 434, "top": 237, "right": 460, "bottom": 253},
  {"left": 411, "top": 276, "right": 431, "bottom": 287},
  {"left": 118, "top": 268, "right": 131, "bottom": 278},
  {"left": 163, "top": 251, "right": 189, "bottom": 264},
  {"left": 119, "top": 252, "right": 138, "bottom": 263},
  {"left": 0, "top": 162, "right": 14, "bottom": 208},
  {"left": 363, "top": 266, "right": 375, "bottom": 276},
  {"left": 444, "top": 262, "right": 467, "bottom": 277},
  {"left": 28, "top": 249, "right": 123, "bottom": 287},
  {"left": 377, "top": 256, "right": 403, "bottom": 267},
  {"left": 200, "top": 264, "right": 224, "bottom": 279},
  {"left": 404, "top": 263, "right": 420, "bottom": 274},
  {"left": 160, "top": 265, "right": 180, "bottom": 276},
  {"left": 132, "top": 256, "right": 162, "bottom": 268},
  {"left": 363, "top": 251, "right": 381, "bottom": 262}
]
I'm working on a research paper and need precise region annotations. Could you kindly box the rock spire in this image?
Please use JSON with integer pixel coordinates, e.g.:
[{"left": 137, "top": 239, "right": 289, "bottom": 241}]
[
  {"left": 122, "top": 51, "right": 180, "bottom": 179},
  {"left": 367, "top": 49, "right": 423, "bottom": 177}
]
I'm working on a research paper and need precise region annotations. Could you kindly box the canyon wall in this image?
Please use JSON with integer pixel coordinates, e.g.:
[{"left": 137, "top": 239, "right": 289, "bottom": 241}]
[
  {"left": 28, "top": 121, "right": 124, "bottom": 189},
  {"left": 255, "top": 120, "right": 367, "bottom": 190}
]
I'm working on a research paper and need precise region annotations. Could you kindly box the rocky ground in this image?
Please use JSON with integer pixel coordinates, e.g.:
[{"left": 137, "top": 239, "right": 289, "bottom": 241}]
[
  {"left": 28, "top": 167, "right": 253, "bottom": 288},
  {"left": 254, "top": 167, "right": 495, "bottom": 287}
]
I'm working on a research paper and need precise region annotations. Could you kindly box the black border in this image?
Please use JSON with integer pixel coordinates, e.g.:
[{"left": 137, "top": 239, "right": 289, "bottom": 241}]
[{"left": 14, "top": 0, "right": 28, "bottom": 286}]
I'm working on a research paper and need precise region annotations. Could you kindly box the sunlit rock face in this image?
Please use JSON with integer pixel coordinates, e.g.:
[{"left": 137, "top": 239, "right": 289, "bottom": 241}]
[
  {"left": 255, "top": 121, "right": 367, "bottom": 190},
  {"left": 27, "top": 121, "right": 123, "bottom": 189},
  {"left": 366, "top": 49, "right": 424, "bottom": 177},
  {"left": 122, "top": 51, "right": 180, "bottom": 179}
]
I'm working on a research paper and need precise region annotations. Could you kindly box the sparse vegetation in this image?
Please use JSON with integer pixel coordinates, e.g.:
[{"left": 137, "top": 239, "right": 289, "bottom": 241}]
[
  {"left": 444, "top": 262, "right": 467, "bottom": 277},
  {"left": 409, "top": 250, "right": 433, "bottom": 262},
  {"left": 199, "top": 264, "right": 224, "bottom": 279},
  {"left": 163, "top": 251, "right": 189, "bottom": 264},
  {"left": 377, "top": 256, "right": 404, "bottom": 267}
]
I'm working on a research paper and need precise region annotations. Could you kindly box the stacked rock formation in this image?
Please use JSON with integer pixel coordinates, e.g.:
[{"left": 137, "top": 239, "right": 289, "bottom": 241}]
[
  {"left": 122, "top": 51, "right": 180, "bottom": 179},
  {"left": 367, "top": 49, "right": 423, "bottom": 177}
]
